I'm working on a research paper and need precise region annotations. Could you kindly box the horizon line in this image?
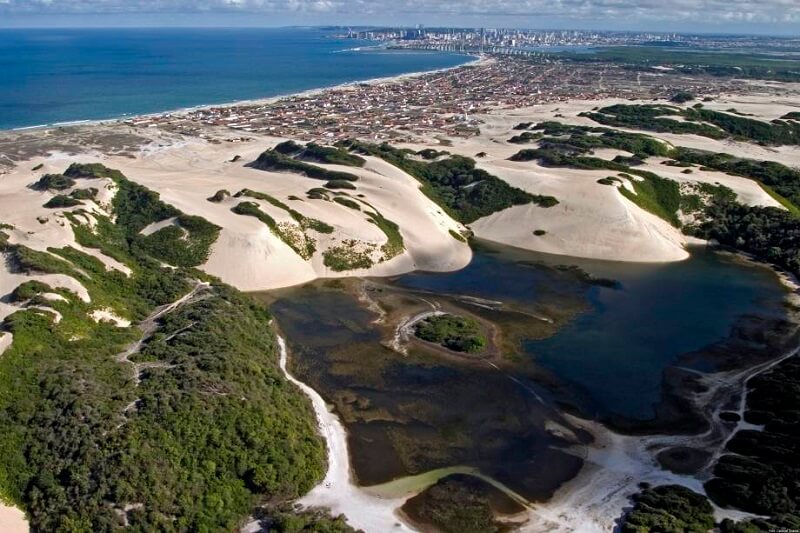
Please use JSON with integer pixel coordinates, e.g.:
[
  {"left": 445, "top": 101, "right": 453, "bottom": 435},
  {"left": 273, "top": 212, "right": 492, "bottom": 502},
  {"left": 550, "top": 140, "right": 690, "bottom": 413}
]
[{"left": 0, "top": 24, "right": 798, "bottom": 39}]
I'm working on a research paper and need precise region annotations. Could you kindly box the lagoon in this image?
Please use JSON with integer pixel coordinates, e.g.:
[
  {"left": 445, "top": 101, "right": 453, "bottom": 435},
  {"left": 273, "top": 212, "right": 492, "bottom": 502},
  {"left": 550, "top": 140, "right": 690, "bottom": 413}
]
[{"left": 394, "top": 242, "right": 787, "bottom": 421}]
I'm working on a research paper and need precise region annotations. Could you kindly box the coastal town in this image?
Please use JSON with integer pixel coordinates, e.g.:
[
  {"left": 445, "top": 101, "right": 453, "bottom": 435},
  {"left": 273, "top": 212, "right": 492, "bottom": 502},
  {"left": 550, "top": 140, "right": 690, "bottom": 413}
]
[{"left": 124, "top": 55, "right": 756, "bottom": 143}]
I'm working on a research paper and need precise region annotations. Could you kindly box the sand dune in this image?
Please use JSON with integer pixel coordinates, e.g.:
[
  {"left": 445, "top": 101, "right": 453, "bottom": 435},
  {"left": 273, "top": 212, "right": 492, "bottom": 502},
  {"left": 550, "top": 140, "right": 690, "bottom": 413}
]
[
  {"left": 0, "top": 503, "right": 27, "bottom": 533},
  {"left": 96, "top": 138, "right": 472, "bottom": 290},
  {"left": 401, "top": 94, "right": 795, "bottom": 263}
]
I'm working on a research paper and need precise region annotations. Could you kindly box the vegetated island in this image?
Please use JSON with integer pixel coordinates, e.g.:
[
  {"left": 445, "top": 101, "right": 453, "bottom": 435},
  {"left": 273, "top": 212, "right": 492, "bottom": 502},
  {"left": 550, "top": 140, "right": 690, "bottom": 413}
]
[{"left": 414, "top": 313, "right": 487, "bottom": 354}]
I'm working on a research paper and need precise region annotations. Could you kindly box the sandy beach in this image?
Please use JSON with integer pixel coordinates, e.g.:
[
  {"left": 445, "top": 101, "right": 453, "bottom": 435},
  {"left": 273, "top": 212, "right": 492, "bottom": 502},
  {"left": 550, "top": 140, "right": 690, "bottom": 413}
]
[{"left": 273, "top": 336, "right": 414, "bottom": 532}]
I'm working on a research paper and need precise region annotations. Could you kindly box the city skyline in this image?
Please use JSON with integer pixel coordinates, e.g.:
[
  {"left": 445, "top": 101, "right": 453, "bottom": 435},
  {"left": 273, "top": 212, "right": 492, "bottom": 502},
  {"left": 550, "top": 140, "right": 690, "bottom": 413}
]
[{"left": 0, "top": 0, "right": 799, "bottom": 35}]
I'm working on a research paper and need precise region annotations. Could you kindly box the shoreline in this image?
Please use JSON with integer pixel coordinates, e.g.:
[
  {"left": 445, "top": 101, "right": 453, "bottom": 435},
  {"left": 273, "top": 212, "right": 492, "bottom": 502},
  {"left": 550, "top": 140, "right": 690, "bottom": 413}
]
[
  {"left": 272, "top": 334, "right": 415, "bottom": 532},
  {"left": 265, "top": 249, "right": 800, "bottom": 533},
  {"left": 3, "top": 52, "right": 483, "bottom": 135}
]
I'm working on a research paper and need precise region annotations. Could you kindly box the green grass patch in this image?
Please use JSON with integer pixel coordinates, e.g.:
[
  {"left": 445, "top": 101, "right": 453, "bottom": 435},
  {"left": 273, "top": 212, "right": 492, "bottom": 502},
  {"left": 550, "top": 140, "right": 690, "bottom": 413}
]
[
  {"left": 619, "top": 174, "right": 682, "bottom": 226},
  {"left": 231, "top": 202, "right": 316, "bottom": 259},
  {"left": 333, "top": 197, "right": 361, "bottom": 210},
  {"left": 43, "top": 195, "right": 82, "bottom": 209},
  {"left": 364, "top": 209, "right": 404, "bottom": 261},
  {"left": 338, "top": 140, "right": 557, "bottom": 223},
  {"left": 759, "top": 183, "right": 800, "bottom": 216},
  {"left": 322, "top": 241, "right": 375, "bottom": 271},
  {"left": 449, "top": 229, "right": 466, "bottom": 242},
  {"left": 248, "top": 149, "right": 360, "bottom": 182},
  {"left": 30, "top": 174, "right": 75, "bottom": 191},
  {"left": 415, "top": 314, "right": 486, "bottom": 354},
  {"left": 324, "top": 180, "right": 357, "bottom": 190}
]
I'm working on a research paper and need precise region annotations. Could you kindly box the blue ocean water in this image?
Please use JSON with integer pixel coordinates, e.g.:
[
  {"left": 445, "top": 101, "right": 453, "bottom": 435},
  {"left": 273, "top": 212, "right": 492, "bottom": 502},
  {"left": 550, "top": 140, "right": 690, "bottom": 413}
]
[{"left": 0, "top": 28, "right": 469, "bottom": 130}]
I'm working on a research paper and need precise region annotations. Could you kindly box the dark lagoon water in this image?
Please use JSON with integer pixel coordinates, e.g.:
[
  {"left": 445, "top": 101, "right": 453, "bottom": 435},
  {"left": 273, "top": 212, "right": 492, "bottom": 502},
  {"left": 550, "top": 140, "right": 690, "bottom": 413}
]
[
  {"left": 266, "top": 242, "right": 788, "bottom": 495},
  {"left": 0, "top": 28, "right": 469, "bottom": 130},
  {"left": 395, "top": 242, "right": 787, "bottom": 421}
]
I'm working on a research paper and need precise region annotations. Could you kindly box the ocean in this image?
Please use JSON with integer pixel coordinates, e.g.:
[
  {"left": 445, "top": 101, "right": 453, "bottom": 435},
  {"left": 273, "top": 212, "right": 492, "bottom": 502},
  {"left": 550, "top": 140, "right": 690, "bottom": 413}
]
[{"left": 0, "top": 27, "right": 469, "bottom": 131}]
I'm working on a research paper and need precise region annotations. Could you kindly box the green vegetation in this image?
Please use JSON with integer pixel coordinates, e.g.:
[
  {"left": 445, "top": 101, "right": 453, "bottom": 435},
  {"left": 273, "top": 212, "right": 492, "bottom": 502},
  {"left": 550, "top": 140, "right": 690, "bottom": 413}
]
[
  {"left": 449, "top": 229, "right": 467, "bottom": 242},
  {"left": 401, "top": 474, "right": 517, "bottom": 533},
  {"left": 704, "top": 355, "right": 800, "bottom": 520},
  {"left": 0, "top": 165, "right": 325, "bottom": 531},
  {"left": 248, "top": 148, "right": 360, "bottom": 182},
  {"left": 679, "top": 182, "right": 737, "bottom": 216},
  {"left": 561, "top": 46, "right": 800, "bottom": 82},
  {"left": 258, "top": 507, "right": 356, "bottom": 533},
  {"left": 688, "top": 195, "right": 800, "bottom": 282},
  {"left": 30, "top": 173, "right": 75, "bottom": 191},
  {"left": 69, "top": 187, "right": 98, "bottom": 201},
  {"left": 43, "top": 194, "right": 82, "bottom": 208},
  {"left": 333, "top": 197, "right": 361, "bottom": 210},
  {"left": 338, "top": 140, "right": 557, "bottom": 224},
  {"left": 671, "top": 147, "right": 800, "bottom": 210},
  {"left": 533, "top": 229, "right": 547, "bottom": 236},
  {"left": 510, "top": 144, "right": 684, "bottom": 226},
  {"left": 622, "top": 485, "right": 715, "bottom": 533},
  {"left": 31, "top": 163, "right": 43, "bottom": 171},
  {"left": 324, "top": 180, "right": 357, "bottom": 190},
  {"left": 364, "top": 208, "right": 404, "bottom": 260},
  {"left": 759, "top": 184, "right": 800, "bottom": 216},
  {"left": 670, "top": 91, "right": 695, "bottom": 104},
  {"left": 508, "top": 131, "right": 543, "bottom": 144},
  {"left": 624, "top": 325, "right": 800, "bottom": 530},
  {"left": 306, "top": 188, "right": 330, "bottom": 200},
  {"left": 322, "top": 241, "right": 375, "bottom": 272},
  {"left": 510, "top": 121, "right": 671, "bottom": 158},
  {"left": 511, "top": 147, "right": 631, "bottom": 170},
  {"left": 9, "top": 280, "right": 52, "bottom": 302},
  {"left": 207, "top": 189, "right": 230, "bottom": 203},
  {"left": 59, "top": 164, "right": 221, "bottom": 268},
  {"left": 781, "top": 112, "right": 800, "bottom": 120},
  {"left": 135, "top": 215, "right": 221, "bottom": 267},
  {"left": 237, "top": 189, "right": 334, "bottom": 235},
  {"left": 4, "top": 243, "right": 76, "bottom": 276},
  {"left": 274, "top": 140, "right": 366, "bottom": 167},
  {"left": 597, "top": 177, "right": 621, "bottom": 186},
  {"left": 582, "top": 104, "right": 800, "bottom": 146},
  {"left": 581, "top": 104, "right": 727, "bottom": 140},
  {"left": 619, "top": 173, "right": 682, "bottom": 226},
  {"left": 417, "top": 148, "right": 450, "bottom": 160},
  {"left": 415, "top": 314, "right": 486, "bottom": 353},
  {"left": 232, "top": 201, "right": 316, "bottom": 259}
]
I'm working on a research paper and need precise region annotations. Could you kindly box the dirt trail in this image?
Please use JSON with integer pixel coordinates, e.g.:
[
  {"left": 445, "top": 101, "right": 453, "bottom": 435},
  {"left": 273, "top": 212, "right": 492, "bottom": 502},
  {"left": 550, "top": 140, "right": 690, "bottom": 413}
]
[{"left": 115, "top": 280, "right": 210, "bottom": 383}]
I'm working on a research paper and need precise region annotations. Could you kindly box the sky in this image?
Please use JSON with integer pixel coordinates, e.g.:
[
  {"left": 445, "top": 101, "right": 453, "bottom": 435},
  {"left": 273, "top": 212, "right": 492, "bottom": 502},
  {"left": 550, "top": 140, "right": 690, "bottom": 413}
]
[{"left": 0, "top": 0, "right": 798, "bottom": 35}]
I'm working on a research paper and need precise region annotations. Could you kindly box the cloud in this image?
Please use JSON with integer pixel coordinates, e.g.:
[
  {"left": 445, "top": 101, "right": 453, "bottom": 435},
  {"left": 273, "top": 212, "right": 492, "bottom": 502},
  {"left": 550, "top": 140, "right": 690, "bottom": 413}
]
[{"left": 0, "top": 0, "right": 798, "bottom": 27}]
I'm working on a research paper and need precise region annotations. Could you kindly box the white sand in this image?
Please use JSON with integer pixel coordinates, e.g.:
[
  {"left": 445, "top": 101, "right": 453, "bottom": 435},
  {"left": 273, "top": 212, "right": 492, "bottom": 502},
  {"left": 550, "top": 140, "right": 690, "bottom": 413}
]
[
  {"left": 470, "top": 161, "right": 691, "bottom": 262},
  {"left": 275, "top": 336, "right": 412, "bottom": 532},
  {"left": 0, "top": 156, "right": 131, "bottom": 277},
  {"left": 140, "top": 217, "right": 179, "bottom": 236},
  {"left": 90, "top": 309, "right": 132, "bottom": 328},
  {"left": 0, "top": 503, "right": 27, "bottom": 533},
  {"left": 0, "top": 266, "right": 90, "bottom": 322},
  {"left": 401, "top": 93, "right": 798, "bottom": 263},
  {"left": 0, "top": 333, "right": 12, "bottom": 356},
  {"left": 87, "top": 138, "right": 473, "bottom": 291}
]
